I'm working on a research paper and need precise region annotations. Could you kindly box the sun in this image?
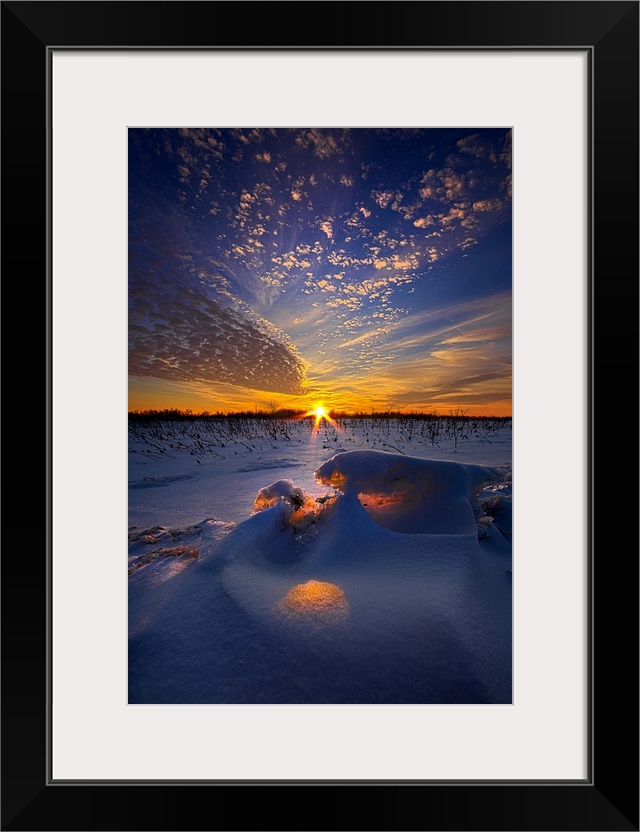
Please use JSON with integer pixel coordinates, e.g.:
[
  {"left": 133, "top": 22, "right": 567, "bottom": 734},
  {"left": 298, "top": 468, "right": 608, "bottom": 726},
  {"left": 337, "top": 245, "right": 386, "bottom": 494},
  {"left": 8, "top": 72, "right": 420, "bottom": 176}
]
[
  {"left": 309, "top": 404, "right": 329, "bottom": 427},
  {"left": 301, "top": 403, "right": 337, "bottom": 431}
]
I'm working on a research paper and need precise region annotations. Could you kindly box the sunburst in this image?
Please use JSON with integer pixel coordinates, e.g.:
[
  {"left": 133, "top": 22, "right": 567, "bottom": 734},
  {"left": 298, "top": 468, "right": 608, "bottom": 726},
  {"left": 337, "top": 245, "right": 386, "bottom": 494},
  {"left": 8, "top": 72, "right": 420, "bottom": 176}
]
[{"left": 303, "top": 404, "right": 336, "bottom": 429}]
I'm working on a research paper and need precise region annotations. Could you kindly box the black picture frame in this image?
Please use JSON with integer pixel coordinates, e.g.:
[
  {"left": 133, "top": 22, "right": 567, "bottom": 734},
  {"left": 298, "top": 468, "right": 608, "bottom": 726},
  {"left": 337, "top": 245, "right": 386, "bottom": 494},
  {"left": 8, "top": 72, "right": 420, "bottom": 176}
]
[{"left": 2, "top": 2, "right": 638, "bottom": 830}]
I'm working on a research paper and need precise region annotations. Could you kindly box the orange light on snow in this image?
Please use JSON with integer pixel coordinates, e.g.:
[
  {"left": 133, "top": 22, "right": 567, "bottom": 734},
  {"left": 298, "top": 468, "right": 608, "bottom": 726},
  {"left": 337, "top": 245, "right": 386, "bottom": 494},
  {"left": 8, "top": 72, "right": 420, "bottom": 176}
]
[{"left": 276, "top": 580, "right": 348, "bottom": 621}]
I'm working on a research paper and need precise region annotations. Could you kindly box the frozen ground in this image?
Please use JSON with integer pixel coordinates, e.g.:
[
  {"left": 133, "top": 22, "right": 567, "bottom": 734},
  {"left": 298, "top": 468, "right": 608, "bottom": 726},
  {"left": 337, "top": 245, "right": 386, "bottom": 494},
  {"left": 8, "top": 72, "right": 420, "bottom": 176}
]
[{"left": 129, "top": 417, "right": 512, "bottom": 704}]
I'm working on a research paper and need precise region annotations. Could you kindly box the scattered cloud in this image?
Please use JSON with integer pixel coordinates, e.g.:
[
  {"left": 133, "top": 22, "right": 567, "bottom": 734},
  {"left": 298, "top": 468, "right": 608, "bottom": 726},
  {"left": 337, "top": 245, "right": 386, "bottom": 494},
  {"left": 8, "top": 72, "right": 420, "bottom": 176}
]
[
  {"left": 472, "top": 198, "right": 502, "bottom": 213},
  {"left": 294, "top": 128, "right": 349, "bottom": 159},
  {"left": 456, "top": 133, "right": 497, "bottom": 162},
  {"left": 420, "top": 167, "right": 467, "bottom": 202},
  {"left": 129, "top": 128, "right": 511, "bottom": 411},
  {"left": 319, "top": 220, "right": 333, "bottom": 239}
]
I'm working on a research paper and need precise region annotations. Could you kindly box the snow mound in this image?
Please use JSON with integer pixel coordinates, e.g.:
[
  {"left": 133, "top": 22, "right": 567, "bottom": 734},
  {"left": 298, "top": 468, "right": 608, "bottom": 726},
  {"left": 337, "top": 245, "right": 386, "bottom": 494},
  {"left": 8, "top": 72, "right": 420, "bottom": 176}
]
[
  {"left": 315, "top": 450, "right": 501, "bottom": 535},
  {"left": 479, "top": 487, "right": 512, "bottom": 542},
  {"left": 128, "top": 518, "right": 233, "bottom": 584},
  {"left": 253, "top": 478, "right": 306, "bottom": 511}
]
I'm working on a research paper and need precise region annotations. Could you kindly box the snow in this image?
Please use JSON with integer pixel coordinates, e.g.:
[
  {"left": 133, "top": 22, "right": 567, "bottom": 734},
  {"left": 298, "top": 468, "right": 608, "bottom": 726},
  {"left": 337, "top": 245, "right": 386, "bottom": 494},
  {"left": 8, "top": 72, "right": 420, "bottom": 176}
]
[{"left": 129, "top": 417, "right": 512, "bottom": 704}]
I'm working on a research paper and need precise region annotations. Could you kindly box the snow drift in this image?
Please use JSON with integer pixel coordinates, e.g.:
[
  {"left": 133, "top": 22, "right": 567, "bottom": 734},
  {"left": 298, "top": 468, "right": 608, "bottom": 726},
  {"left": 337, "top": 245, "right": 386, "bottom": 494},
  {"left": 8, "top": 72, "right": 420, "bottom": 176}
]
[{"left": 129, "top": 449, "right": 512, "bottom": 704}]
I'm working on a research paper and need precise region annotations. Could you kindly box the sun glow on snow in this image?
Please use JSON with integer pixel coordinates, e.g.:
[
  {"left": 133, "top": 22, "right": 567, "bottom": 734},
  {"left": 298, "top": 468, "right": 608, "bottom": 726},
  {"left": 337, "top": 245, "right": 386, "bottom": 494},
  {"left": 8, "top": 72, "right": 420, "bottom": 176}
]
[{"left": 276, "top": 580, "right": 349, "bottom": 622}]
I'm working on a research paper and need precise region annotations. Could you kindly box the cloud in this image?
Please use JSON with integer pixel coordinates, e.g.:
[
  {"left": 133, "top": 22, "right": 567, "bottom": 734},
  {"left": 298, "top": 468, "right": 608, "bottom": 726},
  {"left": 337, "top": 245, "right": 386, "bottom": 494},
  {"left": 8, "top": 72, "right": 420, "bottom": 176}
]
[
  {"left": 174, "top": 129, "right": 227, "bottom": 165},
  {"left": 337, "top": 327, "right": 391, "bottom": 350},
  {"left": 371, "top": 189, "right": 394, "bottom": 208},
  {"left": 129, "top": 281, "right": 307, "bottom": 395},
  {"left": 270, "top": 248, "right": 313, "bottom": 273},
  {"left": 500, "top": 130, "right": 512, "bottom": 169},
  {"left": 420, "top": 167, "right": 467, "bottom": 202},
  {"left": 319, "top": 220, "right": 333, "bottom": 239},
  {"left": 294, "top": 128, "right": 349, "bottom": 159},
  {"left": 472, "top": 198, "right": 502, "bottom": 213},
  {"left": 456, "top": 133, "right": 497, "bottom": 162},
  {"left": 440, "top": 205, "right": 468, "bottom": 226},
  {"left": 232, "top": 128, "right": 268, "bottom": 145},
  {"left": 373, "top": 253, "right": 420, "bottom": 271},
  {"left": 129, "top": 166, "right": 307, "bottom": 394},
  {"left": 326, "top": 296, "right": 361, "bottom": 311},
  {"left": 372, "top": 189, "right": 405, "bottom": 210},
  {"left": 413, "top": 216, "right": 434, "bottom": 229},
  {"left": 380, "top": 291, "right": 512, "bottom": 351}
]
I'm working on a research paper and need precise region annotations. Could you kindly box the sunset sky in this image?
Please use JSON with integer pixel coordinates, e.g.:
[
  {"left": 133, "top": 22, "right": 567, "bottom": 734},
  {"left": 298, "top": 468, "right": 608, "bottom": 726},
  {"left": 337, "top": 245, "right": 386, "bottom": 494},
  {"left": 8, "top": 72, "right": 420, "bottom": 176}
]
[{"left": 129, "top": 127, "right": 511, "bottom": 415}]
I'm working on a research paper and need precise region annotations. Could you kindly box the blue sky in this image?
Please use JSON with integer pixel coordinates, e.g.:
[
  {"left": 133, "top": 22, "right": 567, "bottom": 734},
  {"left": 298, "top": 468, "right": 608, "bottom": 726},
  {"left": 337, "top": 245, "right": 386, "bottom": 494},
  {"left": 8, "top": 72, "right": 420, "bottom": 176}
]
[{"left": 129, "top": 127, "right": 511, "bottom": 414}]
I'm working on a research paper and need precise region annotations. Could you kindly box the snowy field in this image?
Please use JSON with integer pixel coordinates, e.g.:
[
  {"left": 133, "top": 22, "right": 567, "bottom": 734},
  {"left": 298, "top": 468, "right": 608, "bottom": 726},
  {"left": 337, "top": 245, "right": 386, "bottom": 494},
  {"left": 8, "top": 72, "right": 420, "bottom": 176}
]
[{"left": 129, "top": 416, "right": 512, "bottom": 704}]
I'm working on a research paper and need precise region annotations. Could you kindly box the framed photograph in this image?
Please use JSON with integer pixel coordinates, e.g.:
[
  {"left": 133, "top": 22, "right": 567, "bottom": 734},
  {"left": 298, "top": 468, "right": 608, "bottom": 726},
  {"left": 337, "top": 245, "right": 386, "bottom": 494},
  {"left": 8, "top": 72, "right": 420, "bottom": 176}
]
[
  {"left": 3, "top": 2, "right": 637, "bottom": 830},
  {"left": 126, "top": 122, "right": 515, "bottom": 712}
]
